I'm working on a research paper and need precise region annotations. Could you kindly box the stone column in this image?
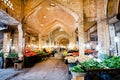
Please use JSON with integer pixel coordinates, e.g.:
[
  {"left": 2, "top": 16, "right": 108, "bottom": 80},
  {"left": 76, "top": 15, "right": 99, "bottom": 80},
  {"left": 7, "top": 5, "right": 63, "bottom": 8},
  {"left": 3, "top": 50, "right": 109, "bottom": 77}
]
[
  {"left": 52, "top": 41, "right": 54, "bottom": 47},
  {"left": 96, "top": 0, "right": 110, "bottom": 54},
  {"left": 29, "top": 36, "right": 33, "bottom": 49},
  {"left": 71, "top": 32, "right": 76, "bottom": 48},
  {"left": 38, "top": 34, "right": 42, "bottom": 50},
  {"left": 84, "top": 32, "right": 88, "bottom": 42},
  {"left": 3, "top": 32, "right": 10, "bottom": 68},
  {"left": 13, "top": 31, "right": 18, "bottom": 52},
  {"left": 44, "top": 37, "right": 47, "bottom": 48},
  {"left": 48, "top": 33, "right": 51, "bottom": 48},
  {"left": 3, "top": 32, "right": 10, "bottom": 53},
  {"left": 78, "top": 21, "right": 85, "bottom": 55},
  {"left": 18, "top": 24, "right": 24, "bottom": 59},
  {"left": 77, "top": 0, "right": 84, "bottom": 55},
  {"left": 42, "top": 36, "right": 47, "bottom": 48}
]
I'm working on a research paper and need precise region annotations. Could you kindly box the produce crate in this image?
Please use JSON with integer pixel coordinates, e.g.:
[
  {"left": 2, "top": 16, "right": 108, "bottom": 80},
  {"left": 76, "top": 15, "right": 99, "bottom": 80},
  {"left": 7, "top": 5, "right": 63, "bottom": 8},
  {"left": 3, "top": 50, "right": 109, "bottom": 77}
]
[{"left": 71, "top": 76, "right": 84, "bottom": 80}]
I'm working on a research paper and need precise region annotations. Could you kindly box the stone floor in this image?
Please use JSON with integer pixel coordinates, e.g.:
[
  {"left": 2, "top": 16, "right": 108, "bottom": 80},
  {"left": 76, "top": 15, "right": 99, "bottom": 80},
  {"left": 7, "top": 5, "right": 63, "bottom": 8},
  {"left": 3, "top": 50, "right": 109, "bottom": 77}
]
[
  {"left": 9, "top": 58, "right": 71, "bottom": 80},
  {"left": 0, "top": 68, "right": 27, "bottom": 80},
  {"left": 0, "top": 68, "right": 17, "bottom": 80}
]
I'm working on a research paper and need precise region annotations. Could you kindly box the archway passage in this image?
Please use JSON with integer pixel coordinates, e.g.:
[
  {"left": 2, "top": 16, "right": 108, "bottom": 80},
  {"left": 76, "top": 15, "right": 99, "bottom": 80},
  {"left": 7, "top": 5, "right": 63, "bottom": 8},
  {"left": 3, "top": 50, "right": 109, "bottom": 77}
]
[{"left": 58, "top": 37, "right": 69, "bottom": 46}]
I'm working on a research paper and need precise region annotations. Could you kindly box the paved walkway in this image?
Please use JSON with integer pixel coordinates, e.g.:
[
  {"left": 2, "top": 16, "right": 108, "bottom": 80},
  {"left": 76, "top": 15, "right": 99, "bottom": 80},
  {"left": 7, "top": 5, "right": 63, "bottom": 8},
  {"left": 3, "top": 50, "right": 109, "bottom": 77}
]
[
  {"left": 0, "top": 68, "right": 27, "bottom": 80},
  {"left": 9, "top": 58, "right": 71, "bottom": 80}
]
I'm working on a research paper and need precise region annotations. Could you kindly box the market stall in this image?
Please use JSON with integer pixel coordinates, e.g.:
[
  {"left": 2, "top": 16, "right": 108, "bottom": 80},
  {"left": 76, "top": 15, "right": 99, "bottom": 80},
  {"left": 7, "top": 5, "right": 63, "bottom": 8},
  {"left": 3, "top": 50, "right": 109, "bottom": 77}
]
[{"left": 70, "top": 55, "right": 120, "bottom": 80}]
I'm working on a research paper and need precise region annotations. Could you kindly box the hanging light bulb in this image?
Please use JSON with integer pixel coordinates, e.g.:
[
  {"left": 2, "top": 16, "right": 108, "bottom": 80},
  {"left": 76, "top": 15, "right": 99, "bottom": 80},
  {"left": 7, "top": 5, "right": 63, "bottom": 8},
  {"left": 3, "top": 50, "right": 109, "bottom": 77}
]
[
  {"left": 41, "top": 24, "right": 43, "bottom": 26},
  {"left": 43, "top": 16, "right": 47, "bottom": 18}
]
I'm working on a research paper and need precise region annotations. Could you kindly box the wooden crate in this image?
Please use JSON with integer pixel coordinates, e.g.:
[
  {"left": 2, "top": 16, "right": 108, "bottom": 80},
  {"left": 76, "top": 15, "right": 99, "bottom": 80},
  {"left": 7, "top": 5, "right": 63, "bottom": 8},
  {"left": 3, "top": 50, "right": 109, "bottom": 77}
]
[
  {"left": 14, "top": 62, "right": 22, "bottom": 70},
  {"left": 71, "top": 76, "right": 84, "bottom": 80}
]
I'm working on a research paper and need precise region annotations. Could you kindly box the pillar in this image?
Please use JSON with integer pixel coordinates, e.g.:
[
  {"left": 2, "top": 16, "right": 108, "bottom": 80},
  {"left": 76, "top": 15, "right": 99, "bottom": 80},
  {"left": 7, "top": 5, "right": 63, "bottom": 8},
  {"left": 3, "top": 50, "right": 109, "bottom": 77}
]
[
  {"left": 71, "top": 32, "right": 76, "bottom": 48},
  {"left": 78, "top": 21, "right": 85, "bottom": 55},
  {"left": 13, "top": 31, "right": 18, "bottom": 52},
  {"left": 96, "top": 0, "right": 110, "bottom": 53},
  {"left": 48, "top": 33, "right": 51, "bottom": 48},
  {"left": 44, "top": 37, "right": 47, "bottom": 48},
  {"left": 3, "top": 32, "right": 10, "bottom": 68},
  {"left": 38, "top": 34, "right": 42, "bottom": 50},
  {"left": 18, "top": 24, "right": 24, "bottom": 60},
  {"left": 29, "top": 36, "right": 33, "bottom": 49},
  {"left": 84, "top": 31, "right": 89, "bottom": 42},
  {"left": 77, "top": 0, "right": 84, "bottom": 55},
  {"left": 3, "top": 32, "right": 10, "bottom": 53}
]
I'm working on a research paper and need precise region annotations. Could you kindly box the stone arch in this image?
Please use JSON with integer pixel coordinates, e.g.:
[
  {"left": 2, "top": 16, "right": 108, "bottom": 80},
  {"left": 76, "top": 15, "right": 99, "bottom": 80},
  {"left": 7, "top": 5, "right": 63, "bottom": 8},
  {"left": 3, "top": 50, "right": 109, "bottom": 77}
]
[{"left": 54, "top": 34, "right": 70, "bottom": 46}]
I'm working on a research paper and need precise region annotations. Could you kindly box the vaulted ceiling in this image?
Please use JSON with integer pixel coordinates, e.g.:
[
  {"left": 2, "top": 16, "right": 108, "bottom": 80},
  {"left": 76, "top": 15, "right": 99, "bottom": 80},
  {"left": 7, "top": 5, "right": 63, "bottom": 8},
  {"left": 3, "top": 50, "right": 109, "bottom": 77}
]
[
  {"left": 0, "top": 0, "right": 98, "bottom": 46},
  {"left": 23, "top": 0, "right": 78, "bottom": 46},
  {"left": 25, "top": 0, "right": 76, "bottom": 35},
  {"left": 1, "top": 0, "right": 118, "bottom": 46}
]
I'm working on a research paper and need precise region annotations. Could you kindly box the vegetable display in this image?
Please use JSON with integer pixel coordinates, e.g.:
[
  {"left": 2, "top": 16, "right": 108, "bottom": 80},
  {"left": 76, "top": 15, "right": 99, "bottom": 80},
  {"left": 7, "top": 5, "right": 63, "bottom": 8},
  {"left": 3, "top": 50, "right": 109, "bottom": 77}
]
[
  {"left": 71, "top": 56, "right": 120, "bottom": 73},
  {"left": 102, "top": 56, "right": 120, "bottom": 68},
  {"left": 81, "top": 59, "right": 105, "bottom": 70},
  {"left": 70, "top": 65, "right": 85, "bottom": 73},
  {"left": 0, "top": 51, "right": 3, "bottom": 57},
  {"left": 7, "top": 52, "right": 18, "bottom": 58}
]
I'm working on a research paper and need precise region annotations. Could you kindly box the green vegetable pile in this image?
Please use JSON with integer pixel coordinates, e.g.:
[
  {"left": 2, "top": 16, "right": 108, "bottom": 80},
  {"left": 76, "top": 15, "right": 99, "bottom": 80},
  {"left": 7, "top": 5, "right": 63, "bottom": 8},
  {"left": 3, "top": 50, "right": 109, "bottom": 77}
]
[
  {"left": 81, "top": 59, "right": 105, "bottom": 70},
  {"left": 35, "top": 50, "right": 44, "bottom": 55},
  {"left": 7, "top": 52, "right": 18, "bottom": 58},
  {"left": 0, "top": 51, "right": 3, "bottom": 57},
  {"left": 102, "top": 56, "right": 120, "bottom": 68},
  {"left": 70, "top": 65, "right": 85, "bottom": 73},
  {"left": 71, "top": 56, "right": 120, "bottom": 73}
]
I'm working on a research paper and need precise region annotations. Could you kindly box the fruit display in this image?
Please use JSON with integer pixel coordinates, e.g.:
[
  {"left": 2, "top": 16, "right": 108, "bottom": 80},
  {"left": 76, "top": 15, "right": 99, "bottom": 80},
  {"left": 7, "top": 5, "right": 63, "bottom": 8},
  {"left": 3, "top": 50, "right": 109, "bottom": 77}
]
[{"left": 24, "top": 51, "right": 36, "bottom": 57}]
